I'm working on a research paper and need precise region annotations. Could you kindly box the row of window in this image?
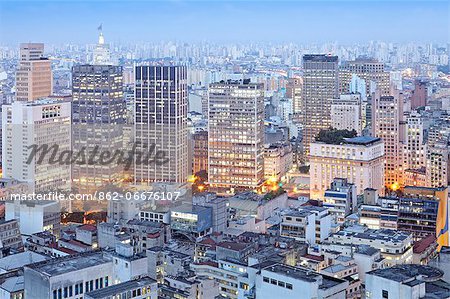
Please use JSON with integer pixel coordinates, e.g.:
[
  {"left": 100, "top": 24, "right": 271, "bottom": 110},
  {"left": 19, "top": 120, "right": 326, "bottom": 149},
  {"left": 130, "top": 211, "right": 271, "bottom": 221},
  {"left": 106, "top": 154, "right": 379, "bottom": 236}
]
[
  {"left": 262, "top": 276, "right": 293, "bottom": 290},
  {"left": 52, "top": 276, "right": 109, "bottom": 299}
]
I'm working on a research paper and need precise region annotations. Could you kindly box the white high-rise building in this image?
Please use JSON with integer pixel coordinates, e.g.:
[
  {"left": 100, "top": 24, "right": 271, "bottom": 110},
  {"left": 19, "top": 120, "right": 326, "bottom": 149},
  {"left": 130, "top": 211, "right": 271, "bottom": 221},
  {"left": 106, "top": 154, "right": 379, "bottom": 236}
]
[
  {"left": 331, "top": 93, "right": 363, "bottom": 135},
  {"left": 310, "top": 136, "right": 385, "bottom": 199},
  {"left": 2, "top": 99, "right": 71, "bottom": 192}
]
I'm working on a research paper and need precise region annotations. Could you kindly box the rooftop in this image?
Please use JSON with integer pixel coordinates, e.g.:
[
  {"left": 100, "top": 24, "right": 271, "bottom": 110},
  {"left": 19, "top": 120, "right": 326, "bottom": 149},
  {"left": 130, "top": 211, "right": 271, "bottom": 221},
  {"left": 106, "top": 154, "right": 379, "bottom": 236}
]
[
  {"left": 343, "top": 136, "right": 382, "bottom": 146},
  {"left": 413, "top": 235, "right": 437, "bottom": 254},
  {"left": 263, "top": 263, "right": 319, "bottom": 282},
  {"left": 368, "top": 264, "right": 443, "bottom": 282},
  {"left": 333, "top": 226, "right": 411, "bottom": 243},
  {"left": 303, "top": 54, "right": 338, "bottom": 63},
  {"left": 85, "top": 277, "right": 156, "bottom": 298},
  {"left": 25, "top": 251, "right": 110, "bottom": 277}
]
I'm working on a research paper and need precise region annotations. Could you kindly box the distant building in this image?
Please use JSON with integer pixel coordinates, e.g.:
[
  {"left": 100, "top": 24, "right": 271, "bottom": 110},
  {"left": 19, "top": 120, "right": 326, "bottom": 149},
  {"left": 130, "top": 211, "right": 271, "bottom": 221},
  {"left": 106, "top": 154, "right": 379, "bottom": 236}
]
[
  {"left": 16, "top": 43, "right": 52, "bottom": 102},
  {"left": 285, "top": 77, "right": 302, "bottom": 116},
  {"left": 192, "top": 193, "right": 228, "bottom": 233},
  {"left": 339, "top": 58, "right": 390, "bottom": 98},
  {"left": 92, "top": 27, "right": 111, "bottom": 65},
  {"left": 331, "top": 93, "right": 363, "bottom": 135},
  {"left": 410, "top": 80, "right": 428, "bottom": 109},
  {"left": 310, "top": 136, "right": 385, "bottom": 199}
]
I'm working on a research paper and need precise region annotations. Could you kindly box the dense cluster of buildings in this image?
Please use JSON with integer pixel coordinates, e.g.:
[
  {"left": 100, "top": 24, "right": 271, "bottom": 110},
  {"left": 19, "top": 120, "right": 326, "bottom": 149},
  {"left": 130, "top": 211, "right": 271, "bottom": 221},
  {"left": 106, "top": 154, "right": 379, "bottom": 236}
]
[{"left": 0, "top": 24, "right": 448, "bottom": 299}]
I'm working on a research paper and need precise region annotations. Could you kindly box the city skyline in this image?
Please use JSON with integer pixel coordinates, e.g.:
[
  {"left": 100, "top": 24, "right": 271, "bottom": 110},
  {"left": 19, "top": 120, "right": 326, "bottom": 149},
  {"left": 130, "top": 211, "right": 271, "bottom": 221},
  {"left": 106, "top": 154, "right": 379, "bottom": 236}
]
[{"left": 0, "top": 0, "right": 448, "bottom": 45}]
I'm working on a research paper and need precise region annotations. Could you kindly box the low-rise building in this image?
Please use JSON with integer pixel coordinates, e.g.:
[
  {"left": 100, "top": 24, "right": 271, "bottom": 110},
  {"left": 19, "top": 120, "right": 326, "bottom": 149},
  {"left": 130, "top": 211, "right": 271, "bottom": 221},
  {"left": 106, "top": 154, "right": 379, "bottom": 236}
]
[
  {"left": 323, "top": 178, "right": 357, "bottom": 225},
  {"left": 84, "top": 277, "right": 157, "bottom": 299},
  {"left": 24, "top": 251, "right": 113, "bottom": 299},
  {"left": 365, "top": 264, "right": 450, "bottom": 299},
  {"left": 0, "top": 220, "right": 23, "bottom": 257},
  {"left": 255, "top": 263, "right": 348, "bottom": 299},
  {"left": 326, "top": 225, "right": 413, "bottom": 266}
]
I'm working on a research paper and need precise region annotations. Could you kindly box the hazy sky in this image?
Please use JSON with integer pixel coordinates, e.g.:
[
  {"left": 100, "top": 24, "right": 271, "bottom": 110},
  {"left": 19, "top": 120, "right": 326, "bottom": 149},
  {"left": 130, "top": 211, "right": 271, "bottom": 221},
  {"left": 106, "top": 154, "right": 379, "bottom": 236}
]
[{"left": 0, "top": 0, "right": 448, "bottom": 45}]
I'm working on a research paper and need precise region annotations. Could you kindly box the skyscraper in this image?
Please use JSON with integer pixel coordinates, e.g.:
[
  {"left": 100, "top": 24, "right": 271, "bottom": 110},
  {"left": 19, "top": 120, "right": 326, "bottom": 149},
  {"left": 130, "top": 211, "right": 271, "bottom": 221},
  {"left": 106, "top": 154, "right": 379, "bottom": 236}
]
[
  {"left": 372, "top": 88, "right": 405, "bottom": 189},
  {"left": 208, "top": 79, "right": 264, "bottom": 195},
  {"left": 16, "top": 43, "right": 52, "bottom": 102},
  {"left": 301, "top": 54, "right": 339, "bottom": 157},
  {"left": 134, "top": 65, "right": 188, "bottom": 184},
  {"left": 71, "top": 65, "right": 125, "bottom": 193},
  {"left": 2, "top": 99, "right": 71, "bottom": 192}
]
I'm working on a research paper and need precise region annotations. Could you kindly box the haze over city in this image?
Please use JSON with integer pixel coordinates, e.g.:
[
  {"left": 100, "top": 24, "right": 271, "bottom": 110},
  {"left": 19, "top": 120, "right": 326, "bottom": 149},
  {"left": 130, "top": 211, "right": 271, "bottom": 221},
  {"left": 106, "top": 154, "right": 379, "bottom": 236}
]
[{"left": 0, "top": 0, "right": 448, "bottom": 44}]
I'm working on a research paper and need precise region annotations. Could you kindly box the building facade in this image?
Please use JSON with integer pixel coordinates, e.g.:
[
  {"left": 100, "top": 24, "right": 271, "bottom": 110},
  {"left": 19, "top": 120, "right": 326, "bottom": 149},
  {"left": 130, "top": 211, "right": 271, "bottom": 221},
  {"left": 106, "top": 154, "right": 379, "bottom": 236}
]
[
  {"left": 16, "top": 43, "right": 52, "bottom": 102},
  {"left": 301, "top": 54, "right": 339, "bottom": 157},
  {"left": 372, "top": 89, "right": 405, "bottom": 189},
  {"left": 310, "top": 136, "right": 385, "bottom": 199},
  {"left": 331, "top": 93, "right": 363, "bottom": 135},
  {"left": 71, "top": 65, "right": 125, "bottom": 193},
  {"left": 134, "top": 65, "right": 188, "bottom": 184},
  {"left": 208, "top": 80, "right": 265, "bottom": 195},
  {"left": 2, "top": 99, "right": 71, "bottom": 192}
]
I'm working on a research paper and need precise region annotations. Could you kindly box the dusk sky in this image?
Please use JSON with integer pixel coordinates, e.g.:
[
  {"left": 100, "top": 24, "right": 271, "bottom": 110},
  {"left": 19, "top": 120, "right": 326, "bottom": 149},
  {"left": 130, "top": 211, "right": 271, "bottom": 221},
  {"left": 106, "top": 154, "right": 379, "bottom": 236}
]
[{"left": 0, "top": 0, "right": 448, "bottom": 45}]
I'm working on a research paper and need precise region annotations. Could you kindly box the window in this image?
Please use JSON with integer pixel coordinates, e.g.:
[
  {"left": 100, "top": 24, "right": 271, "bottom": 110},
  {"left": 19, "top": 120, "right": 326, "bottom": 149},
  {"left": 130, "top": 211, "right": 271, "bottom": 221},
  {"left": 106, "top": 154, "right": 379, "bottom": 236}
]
[
  {"left": 286, "top": 283, "right": 293, "bottom": 290},
  {"left": 263, "top": 276, "right": 269, "bottom": 283},
  {"left": 382, "top": 290, "right": 389, "bottom": 299},
  {"left": 270, "top": 278, "right": 277, "bottom": 285}
]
